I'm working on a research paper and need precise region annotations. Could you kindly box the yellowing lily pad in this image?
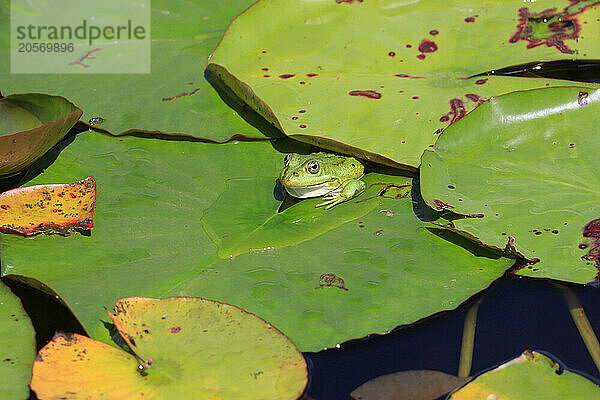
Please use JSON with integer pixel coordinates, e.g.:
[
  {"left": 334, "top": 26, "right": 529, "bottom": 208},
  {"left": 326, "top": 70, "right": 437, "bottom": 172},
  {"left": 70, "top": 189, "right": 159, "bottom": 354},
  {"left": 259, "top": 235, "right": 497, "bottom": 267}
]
[
  {"left": 0, "top": 176, "right": 96, "bottom": 235},
  {"left": 31, "top": 333, "right": 144, "bottom": 399},
  {"left": 31, "top": 296, "right": 307, "bottom": 400},
  {"left": 0, "top": 93, "right": 82, "bottom": 176},
  {"left": 448, "top": 351, "right": 600, "bottom": 399}
]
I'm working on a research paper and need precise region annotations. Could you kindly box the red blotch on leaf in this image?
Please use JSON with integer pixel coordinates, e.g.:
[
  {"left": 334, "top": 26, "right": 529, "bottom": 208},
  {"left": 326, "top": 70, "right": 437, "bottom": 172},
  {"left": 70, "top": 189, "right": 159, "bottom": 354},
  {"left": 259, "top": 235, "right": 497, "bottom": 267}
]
[
  {"left": 418, "top": 39, "right": 438, "bottom": 53},
  {"left": 348, "top": 90, "right": 382, "bottom": 99}
]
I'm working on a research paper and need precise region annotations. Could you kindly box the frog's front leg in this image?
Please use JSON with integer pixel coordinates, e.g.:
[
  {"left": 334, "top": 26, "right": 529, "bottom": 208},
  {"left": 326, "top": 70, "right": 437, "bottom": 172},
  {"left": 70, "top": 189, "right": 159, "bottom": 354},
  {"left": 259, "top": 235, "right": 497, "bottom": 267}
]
[{"left": 316, "top": 179, "right": 366, "bottom": 210}]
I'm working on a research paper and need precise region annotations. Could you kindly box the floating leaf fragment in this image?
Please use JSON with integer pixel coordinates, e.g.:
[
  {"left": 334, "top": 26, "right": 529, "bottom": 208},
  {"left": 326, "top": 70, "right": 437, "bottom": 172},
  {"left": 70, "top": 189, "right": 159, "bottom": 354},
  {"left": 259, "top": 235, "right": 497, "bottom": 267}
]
[{"left": 0, "top": 176, "right": 96, "bottom": 236}]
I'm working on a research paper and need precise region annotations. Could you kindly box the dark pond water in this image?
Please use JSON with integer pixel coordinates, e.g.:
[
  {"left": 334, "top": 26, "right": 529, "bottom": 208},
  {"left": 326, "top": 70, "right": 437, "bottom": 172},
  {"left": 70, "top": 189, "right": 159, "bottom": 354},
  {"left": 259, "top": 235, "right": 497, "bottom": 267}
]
[{"left": 304, "top": 274, "right": 600, "bottom": 399}]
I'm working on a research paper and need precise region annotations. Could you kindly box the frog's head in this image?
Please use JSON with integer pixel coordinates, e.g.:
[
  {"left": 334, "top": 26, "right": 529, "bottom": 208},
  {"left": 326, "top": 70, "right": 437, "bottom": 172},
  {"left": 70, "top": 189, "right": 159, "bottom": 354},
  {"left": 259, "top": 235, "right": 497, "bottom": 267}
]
[{"left": 279, "top": 152, "right": 363, "bottom": 199}]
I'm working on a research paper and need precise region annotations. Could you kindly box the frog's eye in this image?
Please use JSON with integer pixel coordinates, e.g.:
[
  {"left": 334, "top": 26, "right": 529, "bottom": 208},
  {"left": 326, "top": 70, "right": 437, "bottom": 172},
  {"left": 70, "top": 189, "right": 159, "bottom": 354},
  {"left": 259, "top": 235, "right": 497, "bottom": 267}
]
[
  {"left": 306, "top": 160, "right": 320, "bottom": 174},
  {"left": 284, "top": 154, "right": 291, "bottom": 166}
]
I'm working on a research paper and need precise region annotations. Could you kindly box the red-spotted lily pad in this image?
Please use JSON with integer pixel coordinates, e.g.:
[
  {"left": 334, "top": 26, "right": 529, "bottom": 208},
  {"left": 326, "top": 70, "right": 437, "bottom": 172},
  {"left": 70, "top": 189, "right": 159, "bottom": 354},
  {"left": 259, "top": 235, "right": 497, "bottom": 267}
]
[
  {"left": 420, "top": 87, "right": 600, "bottom": 284},
  {"left": 207, "top": 0, "right": 600, "bottom": 169},
  {"left": 0, "top": 280, "right": 36, "bottom": 400},
  {"left": 31, "top": 296, "right": 307, "bottom": 400},
  {"left": 448, "top": 351, "right": 600, "bottom": 399},
  {"left": 0, "top": 93, "right": 81, "bottom": 176},
  {"left": 0, "top": 176, "right": 95, "bottom": 235}
]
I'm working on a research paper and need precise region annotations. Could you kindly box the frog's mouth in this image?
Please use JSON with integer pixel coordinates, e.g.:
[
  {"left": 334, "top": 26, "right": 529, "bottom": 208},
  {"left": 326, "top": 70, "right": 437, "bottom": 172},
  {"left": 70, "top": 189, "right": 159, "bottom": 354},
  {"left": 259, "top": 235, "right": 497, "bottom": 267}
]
[{"left": 284, "top": 182, "right": 340, "bottom": 199}]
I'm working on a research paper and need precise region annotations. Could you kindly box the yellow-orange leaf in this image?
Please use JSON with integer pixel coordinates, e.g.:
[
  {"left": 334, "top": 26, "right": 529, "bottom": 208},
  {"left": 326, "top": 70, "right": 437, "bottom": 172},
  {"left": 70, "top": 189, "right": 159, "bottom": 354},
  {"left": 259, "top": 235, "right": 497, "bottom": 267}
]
[
  {"left": 31, "top": 333, "right": 148, "bottom": 400},
  {"left": 0, "top": 176, "right": 96, "bottom": 235}
]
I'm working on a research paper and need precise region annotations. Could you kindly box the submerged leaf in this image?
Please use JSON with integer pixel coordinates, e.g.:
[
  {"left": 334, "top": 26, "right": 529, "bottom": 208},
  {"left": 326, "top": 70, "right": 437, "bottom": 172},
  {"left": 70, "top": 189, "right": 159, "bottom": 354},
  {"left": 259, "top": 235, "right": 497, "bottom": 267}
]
[
  {"left": 351, "top": 370, "right": 470, "bottom": 400},
  {"left": 420, "top": 86, "right": 600, "bottom": 284},
  {"left": 0, "top": 176, "right": 96, "bottom": 235},
  {"left": 448, "top": 351, "right": 600, "bottom": 399},
  {"left": 201, "top": 176, "right": 409, "bottom": 258},
  {"left": 31, "top": 297, "right": 307, "bottom": 400},
  {"left": 0, "top": 93, "right": 81, "bottom": 175}
]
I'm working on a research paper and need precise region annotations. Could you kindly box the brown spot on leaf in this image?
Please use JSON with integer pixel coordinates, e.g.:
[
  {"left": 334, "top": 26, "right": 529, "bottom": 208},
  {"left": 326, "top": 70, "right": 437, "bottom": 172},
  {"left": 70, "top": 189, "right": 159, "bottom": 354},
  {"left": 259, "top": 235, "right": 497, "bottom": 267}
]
[
  {"left": 418, "top": 39, "right": 438, "bottom": 53},
  {"left": 315, "top": 273, "right": 348, "bottom": 291},
  {"left": 170, "top": 326, "right": 182, "bottom": 334},
  {"left": 439, "top": 98, "right": 466, "bottom": 124},
  {"left": 348, "top": 90, "right": 382, "bottom": 99},
  {"left": 394, "top": 74, "right": 425, "bottom": 79},
  {"left": 162, "top": 88, "right": 201, "bottom": 102}
]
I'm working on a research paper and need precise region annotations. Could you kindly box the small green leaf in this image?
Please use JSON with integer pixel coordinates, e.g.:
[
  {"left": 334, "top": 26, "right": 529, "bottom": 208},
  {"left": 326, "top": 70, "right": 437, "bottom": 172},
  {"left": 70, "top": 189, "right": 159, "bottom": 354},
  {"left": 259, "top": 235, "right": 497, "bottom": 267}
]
[
  {"left": 448, "top": 351, "right": 600, "bottom": 399},
  {"left": 201, "top": 175, "right": 403, "bottom": 258}
]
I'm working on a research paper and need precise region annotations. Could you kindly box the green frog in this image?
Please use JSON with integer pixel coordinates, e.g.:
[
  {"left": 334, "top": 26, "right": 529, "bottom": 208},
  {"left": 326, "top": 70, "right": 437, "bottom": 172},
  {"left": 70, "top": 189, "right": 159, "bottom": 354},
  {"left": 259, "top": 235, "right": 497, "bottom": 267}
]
[{"left": 279, "top": 152, "right": 366, "bottom": 209}]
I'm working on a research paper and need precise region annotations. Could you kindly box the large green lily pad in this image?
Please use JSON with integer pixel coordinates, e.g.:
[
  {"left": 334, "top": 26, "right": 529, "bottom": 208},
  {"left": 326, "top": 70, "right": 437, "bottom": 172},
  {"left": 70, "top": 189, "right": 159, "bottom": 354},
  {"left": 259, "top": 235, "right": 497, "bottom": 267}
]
[
  {"left": 448, "top": 351, "right": 600, "bottom": 399},
  {"left": 31, "top": 297, "right": 306, "bottom": 400},
  {"left": 0, "top": 93, "right": 82, "bottom": 175},
  {"left": 207, "top": 0, "right": 600, "bottom": 169},
  {"left": 0, "top": 280, "right": 36, "bottom": 400},
  {"left": 0, "top": 0, "right": 264, "bottom": 141},
  {"left": 1, "top": 131, "right": 512, "bottom": 351},
  {"left": 420, "top": 86, "right": 600, "bottom": 284}
]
